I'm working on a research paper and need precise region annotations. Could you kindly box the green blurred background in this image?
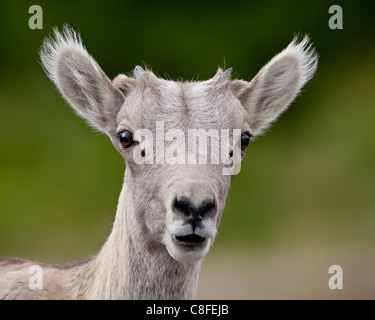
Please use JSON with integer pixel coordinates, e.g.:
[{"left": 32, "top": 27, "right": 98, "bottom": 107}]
[{"left": 0, "top": 0, "right": 374, "bottom": 299}]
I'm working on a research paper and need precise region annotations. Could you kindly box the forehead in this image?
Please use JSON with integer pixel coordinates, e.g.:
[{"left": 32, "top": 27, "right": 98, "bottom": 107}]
[{"left": 117, "top": 78, "right": 247, "bottom": 132}]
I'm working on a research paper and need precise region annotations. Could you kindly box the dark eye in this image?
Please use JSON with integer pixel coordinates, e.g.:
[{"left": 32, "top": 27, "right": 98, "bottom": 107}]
[
  {"left": 241, "top": 132, "right": 251, "bottom": 151},
  {"left": 119, "top": 130, "right": 135, "bottom": 149}
]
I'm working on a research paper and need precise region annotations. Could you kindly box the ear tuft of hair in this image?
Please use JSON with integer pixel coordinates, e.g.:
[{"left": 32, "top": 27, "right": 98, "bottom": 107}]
[
  {"left": 40, "top": 25, "right": 125, "bottom": 135},
  {"left": 233, "top": 35, "right": 318, "bottom": 136},
  {"left": 282, "top": 35, "right": 318, "bottom": 89},
  {"left": 40, "top": 25, "right": 87, "bottom": 87}
]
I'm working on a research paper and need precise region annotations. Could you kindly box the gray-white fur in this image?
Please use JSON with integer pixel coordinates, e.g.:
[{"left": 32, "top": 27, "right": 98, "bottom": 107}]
[{"left": 0, "top": 26, "right": 317, "bottom": 299}]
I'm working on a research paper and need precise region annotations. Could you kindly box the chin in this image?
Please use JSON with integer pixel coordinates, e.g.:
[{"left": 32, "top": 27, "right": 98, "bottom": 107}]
[{"left": 164, "top": 232, "right": 212, "bottom": 263}]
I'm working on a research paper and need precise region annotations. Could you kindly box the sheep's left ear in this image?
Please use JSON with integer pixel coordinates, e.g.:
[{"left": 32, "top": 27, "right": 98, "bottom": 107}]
[
  {"left": 232, "top": 36, "right": 318, "bottom": 136},
  {"left": 40, "top": 26, "right": 125, "bottom": 135}
]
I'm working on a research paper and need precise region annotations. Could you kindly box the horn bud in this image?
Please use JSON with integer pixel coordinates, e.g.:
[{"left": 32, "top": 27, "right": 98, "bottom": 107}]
[
  {"left": 133, "top": 65, "right": 148, "bottom": 79},
  {"left": 219, "top": 67, "right": 233, "bottom": 82}
]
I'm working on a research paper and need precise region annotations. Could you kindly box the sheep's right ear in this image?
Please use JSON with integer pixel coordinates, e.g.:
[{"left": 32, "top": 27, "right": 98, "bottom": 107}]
[{"left": 40, "top": 26, "right": 125, "bottom": 135}]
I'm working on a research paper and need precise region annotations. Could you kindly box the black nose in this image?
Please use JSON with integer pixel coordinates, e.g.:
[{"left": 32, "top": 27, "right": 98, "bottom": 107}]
[{"left": 173, "top": 196, "right": 215, "bottom": 226}]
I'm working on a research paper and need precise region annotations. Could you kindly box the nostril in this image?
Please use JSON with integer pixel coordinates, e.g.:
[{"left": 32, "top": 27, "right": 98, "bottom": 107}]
[
  {"left": 197, "top": 198, "right": 215, "bottom": 217},
  {"left": 173, "top": 196, "right": 215, "bottom": 221},
  {"left": 173, "top": 197, "right": 191, "bottom": 217}
]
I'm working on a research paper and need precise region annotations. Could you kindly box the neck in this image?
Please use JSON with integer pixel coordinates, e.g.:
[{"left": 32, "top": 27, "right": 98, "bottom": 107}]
[{"left": 74, "top": 177, "right": 201, "bottom": 299}]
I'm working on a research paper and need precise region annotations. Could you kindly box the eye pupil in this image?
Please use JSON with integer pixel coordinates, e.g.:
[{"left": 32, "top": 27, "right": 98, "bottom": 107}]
[
  {"left": 241, "top": 133, "right": 251, "bottom": 151},
  {"left": 119, "top": 130, "right": 134, "bottom": 149}
]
